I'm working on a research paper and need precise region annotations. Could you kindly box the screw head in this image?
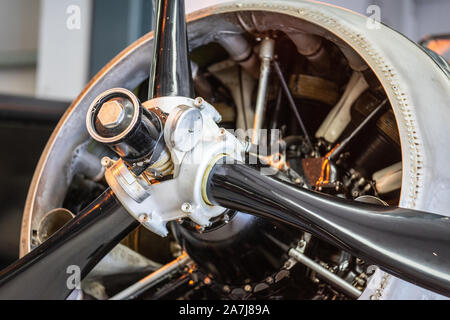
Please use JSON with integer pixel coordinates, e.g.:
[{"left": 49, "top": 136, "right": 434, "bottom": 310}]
[
  {"left": 101, "top": 156, "right": 113, "bottom": 168},
  {"left": 97, "top": 100, "right": 125, "bottom": 128},
  {"left": 138, "top": 213, "right": 149, "bottom": 223},
  {"left": 194, "top": 97, "right": 204, "bottom": 108},
  {"left": 181, "top": 202, "right": 192, "bottom": 213},
  {"left": 265, "top": 276, "right": 274, "bottom": 284}
]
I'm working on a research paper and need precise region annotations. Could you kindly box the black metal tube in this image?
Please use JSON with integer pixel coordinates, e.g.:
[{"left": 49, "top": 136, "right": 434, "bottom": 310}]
[
  {"left": 149, "top": 0, "right": 194, "bottom": 98},
  {"left": 206, "top": 160, "right": 450, "bottom": 297},
  {"left": 270, "top": 87, "right": 283, "bottom": 130},
  {"left": 0, "top": 188, "right": 138, "bottom": 299},
  {"left": 273, "top": 60, "right": 313, "bottom": 150},
  {"left": 328, "top": 99, "right": 387, "bottom": 161}
]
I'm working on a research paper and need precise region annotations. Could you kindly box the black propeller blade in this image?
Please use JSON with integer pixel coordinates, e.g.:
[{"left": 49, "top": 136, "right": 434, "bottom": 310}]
[
  {"left": 149, "top": 0, "right": 193, "bottom": 99},
  {"left": 205, "top": 158, "right": 450, "bottom": 297},
  {"left": 0, "top": 189, "right": 138, "bottom": 299}
]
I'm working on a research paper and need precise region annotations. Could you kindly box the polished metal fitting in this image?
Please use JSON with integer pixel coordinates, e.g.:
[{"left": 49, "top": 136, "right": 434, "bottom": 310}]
[
  {"left": 86, "top": 88, "right": 140, "bottom": 144},
  {"left": 97, "top": 100, "right": 125, "bottom": 129}
]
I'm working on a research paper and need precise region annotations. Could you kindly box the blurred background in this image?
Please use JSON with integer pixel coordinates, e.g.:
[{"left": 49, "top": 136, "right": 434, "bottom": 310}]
[{"left": 0, "top": 0, "right": 449, "bottom": 269}]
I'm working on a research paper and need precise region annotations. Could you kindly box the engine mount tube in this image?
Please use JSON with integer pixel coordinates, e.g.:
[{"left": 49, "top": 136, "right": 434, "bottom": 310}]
[
  {"left": 0, "top": 188, "right": 138, "bottom": 299},
  {"left": 205, "top": 158, "right": 450, "bottom": 297}
]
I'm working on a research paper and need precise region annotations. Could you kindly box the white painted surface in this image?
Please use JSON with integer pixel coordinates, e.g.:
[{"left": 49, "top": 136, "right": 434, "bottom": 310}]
[{"left": 316, "top": 72, "right": 368, "bottom": 142}]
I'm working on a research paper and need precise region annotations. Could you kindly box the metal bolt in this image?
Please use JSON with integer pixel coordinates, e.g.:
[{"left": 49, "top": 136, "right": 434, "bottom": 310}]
[
  {"left": 101, "top": 156, "right": 113, "bottom": 168},
  {"left": 97, "top": 100, "right": 125, "bottom": 128},
  {"left": 244, "top": 284, "right": 252, "bottom": 292},
  {"left": 138, "top": 213, "right": 149, "bottom": 223},
  {"left": 265, "top": 276, "right": 274, "bottom": 284},
  {"left": 298, "top": 240, "right": 306, "bottom": 249},
  {"left": 181, "top": 202, "right": 192, "bottom": 213},
  {"left": 219, "top": 128, "right": 227, "bottom": 141},
  {"left": 194, "top": 97, "right": 204, "bottom": 109}
]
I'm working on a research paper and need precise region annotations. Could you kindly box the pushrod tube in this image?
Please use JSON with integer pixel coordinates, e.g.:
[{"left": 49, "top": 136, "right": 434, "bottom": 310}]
[
  {"left": 273, "top": 60, "right": 313, "bottom": 150},
  {"left": 149, "top": 0, "right": 194, "bottom": 99},
  {"left": 252, "top": 38, "right": 274, "bottom": 144},
  {"left": 110, "top": 252, "right": 192, "bottom": 300},
  {"left": 0, "top": 188, "right": 138, "bottom": 299},
  {"left": 288, "top": 248, "right": 362, "bottom": 298},
  {"left": 205, "top": 159, "right": 450, "bottom": 297},
  {"left": 328, "top": 99, "right": 387, "bottom": 161}
]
